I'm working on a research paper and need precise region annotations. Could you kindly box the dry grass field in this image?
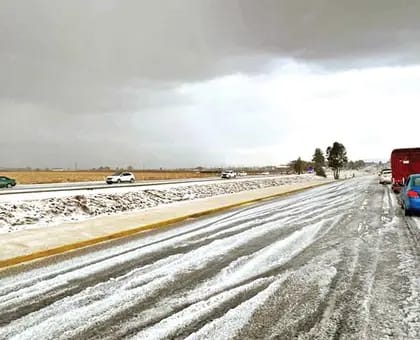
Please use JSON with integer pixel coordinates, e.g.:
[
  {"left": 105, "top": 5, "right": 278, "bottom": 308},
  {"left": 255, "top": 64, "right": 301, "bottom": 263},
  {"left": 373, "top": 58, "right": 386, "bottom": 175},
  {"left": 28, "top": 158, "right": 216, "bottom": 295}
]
[{"left": 1, "top": 171, "right": 214, "bottom": 184}]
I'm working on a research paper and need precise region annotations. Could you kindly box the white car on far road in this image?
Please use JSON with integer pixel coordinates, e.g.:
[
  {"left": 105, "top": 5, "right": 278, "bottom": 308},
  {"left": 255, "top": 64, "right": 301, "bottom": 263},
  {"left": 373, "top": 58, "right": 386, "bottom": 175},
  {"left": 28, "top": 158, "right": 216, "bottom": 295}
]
[
  {"left": 379, "top": 169, "right": 392, "bottom": 184},
  {"left": 106, "top": 172, "right": 136, "bottom": 184},
  {"left": 221, "top": 170, "right": 237, "bottom": 179}
]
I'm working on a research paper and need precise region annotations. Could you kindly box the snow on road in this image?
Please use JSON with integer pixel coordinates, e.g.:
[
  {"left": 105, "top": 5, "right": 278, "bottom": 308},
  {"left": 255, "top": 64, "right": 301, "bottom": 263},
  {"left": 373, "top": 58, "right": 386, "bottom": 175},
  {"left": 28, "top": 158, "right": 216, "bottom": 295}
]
[
  {"left": 0, "top": 177, "right": 419, "bottom": 339},
  {"left": 0, "top": 174, "right": 327, "bottom": 233}
]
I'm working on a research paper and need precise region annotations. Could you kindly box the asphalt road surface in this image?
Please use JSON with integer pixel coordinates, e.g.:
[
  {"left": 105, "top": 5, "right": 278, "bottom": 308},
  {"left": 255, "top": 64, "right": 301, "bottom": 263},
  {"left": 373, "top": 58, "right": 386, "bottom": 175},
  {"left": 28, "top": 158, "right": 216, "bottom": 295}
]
[
  {"left": 0, "top": 175, "right": 272, "bottom": 196},
  {"left": 0, "top": 177, "right": 419, "bottom": 339},
  {"left": 0, "top": 177, "right": 220, "bottom": 195}
]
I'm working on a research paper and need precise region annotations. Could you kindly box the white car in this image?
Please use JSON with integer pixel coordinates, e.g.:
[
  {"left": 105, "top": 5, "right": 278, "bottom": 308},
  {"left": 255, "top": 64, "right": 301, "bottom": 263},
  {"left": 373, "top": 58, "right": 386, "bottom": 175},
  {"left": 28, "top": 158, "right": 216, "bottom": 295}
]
[
  {"left": 221, "top": 170, "right": 237, "bottom": 179},
  {"left": 379, "top": 169, "right": 392, "bottom": 184},
  {"left": 237, "top": 171, "right": 247, "bottom": 176},
  {"left": 106, "top": 172, "right": 136, "bottom": 184}
]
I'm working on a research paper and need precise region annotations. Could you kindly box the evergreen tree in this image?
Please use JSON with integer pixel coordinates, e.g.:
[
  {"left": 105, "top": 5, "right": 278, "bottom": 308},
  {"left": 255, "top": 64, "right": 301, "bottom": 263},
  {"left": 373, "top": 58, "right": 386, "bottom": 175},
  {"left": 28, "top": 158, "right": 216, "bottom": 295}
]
[
  {"left": 312, "top": 148, "right": 326, "bottom": 177},
  {"left": 312, "top": 148, "right": 325, "bottom": 166},
  {"left": 326, "top": 142, "right": 348, "bottom": 179},
  {"left": 290, "top": 157, "right": 304, "bottom": 175}
]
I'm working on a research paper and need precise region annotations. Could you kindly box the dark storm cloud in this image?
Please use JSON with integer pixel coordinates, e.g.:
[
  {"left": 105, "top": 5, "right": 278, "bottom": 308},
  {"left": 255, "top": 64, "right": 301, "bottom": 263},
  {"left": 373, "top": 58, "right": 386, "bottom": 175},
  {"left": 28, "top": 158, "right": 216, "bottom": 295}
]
[
  {"left": 2, "top": 0, "right": 419, "bottom": 108},
  {"left": 1, "top": 0, "right": 420, "bottom": 167}
]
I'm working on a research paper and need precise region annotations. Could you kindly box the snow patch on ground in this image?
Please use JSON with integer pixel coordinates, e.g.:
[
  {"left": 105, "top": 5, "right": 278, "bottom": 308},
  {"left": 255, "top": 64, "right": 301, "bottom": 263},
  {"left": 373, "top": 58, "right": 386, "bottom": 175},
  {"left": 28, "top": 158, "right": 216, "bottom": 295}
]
[
  {"left": 184, "top": 277, "right": 288, "bottom": 340},
  {"left": 408, "top": 218, "right": 420, "bottom": 241},
  {"left": 130, "top": 278, "right": 272, "bottom": 340},
  {"left": 0, "top": 175, "right": 326, "bottom": 233}
]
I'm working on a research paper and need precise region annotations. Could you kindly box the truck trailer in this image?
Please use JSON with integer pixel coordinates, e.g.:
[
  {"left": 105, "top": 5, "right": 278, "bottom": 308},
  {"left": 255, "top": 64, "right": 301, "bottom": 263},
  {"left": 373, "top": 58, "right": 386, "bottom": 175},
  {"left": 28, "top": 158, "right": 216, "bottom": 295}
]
[{"left": 391, "top": 148, "right": 420, "bottom": 193}]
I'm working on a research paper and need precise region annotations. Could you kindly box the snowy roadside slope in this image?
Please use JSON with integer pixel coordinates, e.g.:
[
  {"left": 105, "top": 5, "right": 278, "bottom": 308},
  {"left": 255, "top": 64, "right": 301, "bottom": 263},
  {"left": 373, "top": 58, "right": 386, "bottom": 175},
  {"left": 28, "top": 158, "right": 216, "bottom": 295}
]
[{"left": 0, "top": 175, "right": 329, "bottom": 234}]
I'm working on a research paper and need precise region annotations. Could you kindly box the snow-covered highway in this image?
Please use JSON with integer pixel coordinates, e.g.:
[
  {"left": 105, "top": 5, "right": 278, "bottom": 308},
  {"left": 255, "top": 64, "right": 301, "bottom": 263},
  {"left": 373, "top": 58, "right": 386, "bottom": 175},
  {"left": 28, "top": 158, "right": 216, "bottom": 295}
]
[
  {"left": 0, "top": 175, "right": 284, "bottom": 197},
  {"left": 0, "top": 177, "right": 223, "bottom": 196},
  {"left": 0, "top": 177, "right": 419, "bottom": 339}
]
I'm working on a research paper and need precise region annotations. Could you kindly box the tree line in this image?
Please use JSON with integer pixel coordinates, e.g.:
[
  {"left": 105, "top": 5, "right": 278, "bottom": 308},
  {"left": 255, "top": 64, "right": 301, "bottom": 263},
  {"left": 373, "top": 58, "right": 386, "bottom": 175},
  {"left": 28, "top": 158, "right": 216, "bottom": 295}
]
[{"left": 290, "top": 141, "right": 363, "bottom": 179}]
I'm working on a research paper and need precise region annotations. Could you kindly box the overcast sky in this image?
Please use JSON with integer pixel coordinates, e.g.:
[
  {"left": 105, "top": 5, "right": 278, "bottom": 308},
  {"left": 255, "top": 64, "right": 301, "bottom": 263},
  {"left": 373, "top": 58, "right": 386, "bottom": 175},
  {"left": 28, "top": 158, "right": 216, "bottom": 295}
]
[{"left": 1, "top": 0, "right": 420, "bottom": 169}]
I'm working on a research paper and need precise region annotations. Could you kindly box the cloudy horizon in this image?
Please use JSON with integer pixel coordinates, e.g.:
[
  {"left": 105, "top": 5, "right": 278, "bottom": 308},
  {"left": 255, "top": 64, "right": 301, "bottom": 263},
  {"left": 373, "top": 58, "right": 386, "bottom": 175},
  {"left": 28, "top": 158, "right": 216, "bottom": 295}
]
[{"left": 1, "top": 0, "right": 419, "bottom": 169}]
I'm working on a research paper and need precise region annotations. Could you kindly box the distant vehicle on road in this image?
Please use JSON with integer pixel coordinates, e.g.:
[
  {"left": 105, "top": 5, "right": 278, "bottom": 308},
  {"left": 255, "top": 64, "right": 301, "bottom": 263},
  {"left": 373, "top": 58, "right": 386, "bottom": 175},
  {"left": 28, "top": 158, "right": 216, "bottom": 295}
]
[
  {"left": 106, "top": 172, "right": 135, "bottom": 184},
  {"left": 261, "top": 171, "right": 270, "bottom": 175},
  {"left": 400, "top": 174, "right": 420, "bottom": 216},
  {"left": 0, "top": 176, "right": 16, "bottom": 188},
  {"left": 237, "top": 171, "right": 247, "bottom": 176},
  {"left": 391, "top": 148, "right": 420, "bottom": 193},
  {"left": 378, "top": 169, "right": 392, "bottom": 184},
  {"left": 221, "top": 170, "right": 237, "bottom": 179}
]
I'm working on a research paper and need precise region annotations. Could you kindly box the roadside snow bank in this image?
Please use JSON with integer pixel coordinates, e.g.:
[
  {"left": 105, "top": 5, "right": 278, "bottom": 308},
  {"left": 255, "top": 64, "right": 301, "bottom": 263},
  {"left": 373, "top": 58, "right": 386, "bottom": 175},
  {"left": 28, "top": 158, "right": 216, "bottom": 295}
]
[{"left": 0, "top": 175, "right": 327, "bottom": 233}]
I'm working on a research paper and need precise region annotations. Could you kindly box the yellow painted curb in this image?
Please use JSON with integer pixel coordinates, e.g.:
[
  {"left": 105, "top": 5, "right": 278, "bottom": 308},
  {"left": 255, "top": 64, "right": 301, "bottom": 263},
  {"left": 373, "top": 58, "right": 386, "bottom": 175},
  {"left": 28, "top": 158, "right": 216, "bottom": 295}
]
[{"left": 0, "top": 181, "right": 332, "bottom": 269}]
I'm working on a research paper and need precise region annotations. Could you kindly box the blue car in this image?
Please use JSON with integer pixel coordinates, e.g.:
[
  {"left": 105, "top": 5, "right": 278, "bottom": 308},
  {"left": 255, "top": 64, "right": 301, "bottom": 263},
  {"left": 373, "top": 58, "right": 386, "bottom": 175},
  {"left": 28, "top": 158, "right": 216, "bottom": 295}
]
[{"left": 401, "top": 174, "right": 420, "bottom": 216}]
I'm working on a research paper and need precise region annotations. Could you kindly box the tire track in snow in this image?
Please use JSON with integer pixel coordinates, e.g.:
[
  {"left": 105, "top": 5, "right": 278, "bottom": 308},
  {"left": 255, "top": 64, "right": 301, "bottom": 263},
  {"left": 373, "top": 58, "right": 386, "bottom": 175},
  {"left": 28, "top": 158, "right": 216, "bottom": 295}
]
[
  {"left": 0, "top": 217, "right": 330, "bottom": 339},
  {"left": 0, "top": 182, "right": 353, "bottom": 326},
  {"left": 3, "top": 177, "right": 414, "bottom": 339},
  {"left": 73, "top": 186, "right": 358, "bottom": 340},
  {"left": 58, "top": 211, "right": 345, "bottom": 339},
  {"left": 231, "top": 177, "right": 400, "bottom": 340}
]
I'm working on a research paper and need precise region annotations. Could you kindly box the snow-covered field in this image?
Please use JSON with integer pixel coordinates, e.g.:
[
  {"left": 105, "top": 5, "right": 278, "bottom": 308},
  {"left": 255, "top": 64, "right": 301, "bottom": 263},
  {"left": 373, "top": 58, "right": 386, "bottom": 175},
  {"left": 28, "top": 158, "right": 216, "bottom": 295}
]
[{"left": 0, "top": 174, "right": 329, "bottom": 234}]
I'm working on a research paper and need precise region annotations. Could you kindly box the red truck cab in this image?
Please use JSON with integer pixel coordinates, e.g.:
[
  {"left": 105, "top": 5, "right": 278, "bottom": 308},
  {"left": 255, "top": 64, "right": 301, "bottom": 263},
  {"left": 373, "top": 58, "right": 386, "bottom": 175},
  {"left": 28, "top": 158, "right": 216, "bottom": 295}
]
[{"left": 391, "top": 148, "right": 420, "bottom": 193}]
